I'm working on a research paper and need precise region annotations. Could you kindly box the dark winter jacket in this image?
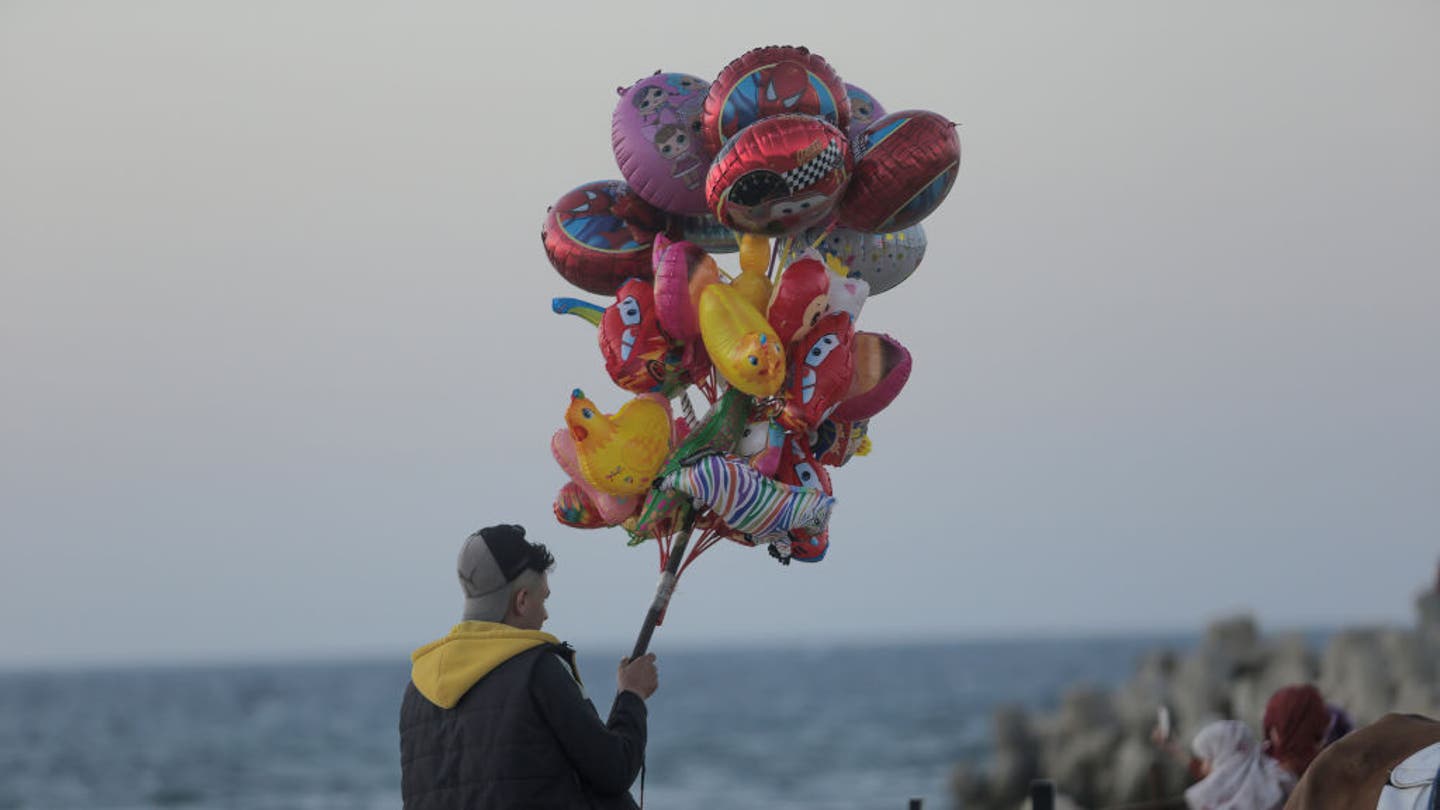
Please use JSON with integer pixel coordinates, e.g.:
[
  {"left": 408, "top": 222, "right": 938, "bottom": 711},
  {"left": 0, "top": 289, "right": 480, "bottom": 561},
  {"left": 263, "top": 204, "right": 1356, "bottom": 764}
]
[{"left": 399, "top": 622, "right": 646, "bottom": 810}]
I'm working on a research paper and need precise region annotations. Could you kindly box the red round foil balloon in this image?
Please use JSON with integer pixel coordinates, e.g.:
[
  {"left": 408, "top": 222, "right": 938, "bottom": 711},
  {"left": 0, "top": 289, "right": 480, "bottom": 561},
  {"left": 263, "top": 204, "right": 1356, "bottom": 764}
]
[
  {"left": 541, "top": 180, "right": 662, "bottom": 295},
  {"left": 839, "top": 110, "right": 960, "bottom": 233},
  {"left": 706, "top": 115, "right": 852, "bottom": 236},
  {"left": 701, "top": 45, "right": 850, "bottom": 155}
]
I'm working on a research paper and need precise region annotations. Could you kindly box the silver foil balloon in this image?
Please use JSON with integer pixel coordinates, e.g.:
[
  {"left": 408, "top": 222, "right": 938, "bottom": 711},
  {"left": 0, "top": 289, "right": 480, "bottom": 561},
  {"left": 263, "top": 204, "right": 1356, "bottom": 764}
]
[
  {"left": 804, "top": 224, "right": 927, "bottom": 295},
  {"left": 673, "top": 213, "right": 739, "bottom": 254}
]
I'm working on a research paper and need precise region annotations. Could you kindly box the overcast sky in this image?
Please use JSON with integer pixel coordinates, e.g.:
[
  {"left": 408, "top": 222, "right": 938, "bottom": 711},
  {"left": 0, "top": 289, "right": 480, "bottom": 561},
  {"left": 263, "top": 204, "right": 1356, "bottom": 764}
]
[{"left": 2, "top": 1, "right": 1436, "bottom": 668}]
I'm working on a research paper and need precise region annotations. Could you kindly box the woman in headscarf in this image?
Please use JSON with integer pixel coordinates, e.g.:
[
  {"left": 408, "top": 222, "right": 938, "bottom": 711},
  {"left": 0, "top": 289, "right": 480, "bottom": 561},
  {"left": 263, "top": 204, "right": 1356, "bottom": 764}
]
[
  {"left": 1184, "top": 720, "right": 1289, "bottom": 810},
  {"left": 1261, "top": 684, "right": 1331, "bottom": 781},
  {"left": 1321, "top": 702, "right": 1353, "bottom": 748}
]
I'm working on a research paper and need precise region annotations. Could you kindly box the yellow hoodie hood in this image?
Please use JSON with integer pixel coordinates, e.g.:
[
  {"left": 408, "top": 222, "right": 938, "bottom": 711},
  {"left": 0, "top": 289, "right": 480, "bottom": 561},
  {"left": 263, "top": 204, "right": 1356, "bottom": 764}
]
[{"left": 409, "top": 621, "right": 571, "bottom": 709}]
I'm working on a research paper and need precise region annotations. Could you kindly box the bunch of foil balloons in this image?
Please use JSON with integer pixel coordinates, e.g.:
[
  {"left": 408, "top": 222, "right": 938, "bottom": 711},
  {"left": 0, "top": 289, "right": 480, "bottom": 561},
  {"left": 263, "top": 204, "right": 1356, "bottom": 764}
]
[{"left": 544, "top": 45, "right": 959, "bottom": 569}]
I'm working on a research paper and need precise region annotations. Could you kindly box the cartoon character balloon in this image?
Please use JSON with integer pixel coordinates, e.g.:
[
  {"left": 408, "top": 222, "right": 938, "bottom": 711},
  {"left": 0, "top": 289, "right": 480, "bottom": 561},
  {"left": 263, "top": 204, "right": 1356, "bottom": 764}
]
[
  {"left": 613, "top": 72, "right": 713, "bottom": 215},
  {"left": 778, "top": 310, "right": 855, "bottom": 432},
  {"left": 808, "top": 224, "right": 927, "bottom": 295},
  {"left": 701, "top": 45, "right": 850, "bottom": 155},
  {"left": 735, "top": 418, "right": 785, "bottom": 476},
  {"left": 542, "top": 180, "right": 662, "bottom": 295},
  {"left": 657, "top": 454, "right": 835, "bottom": 544},
  {"left": 551, "top": 429, "right": 641, "bottom": 526},
  {"left": 598, "top": 279, "right": 676, "bottom": 394},
  {"left": 775, "top": 436, "right": 834, "bottom": 563},
  {"left": 766, "top": 256, "right": 831, "bottom": 345},
  {"left": 707, "top": 115, "right": 853, "bottom": 236},
  {"left": 843, "top": 82, "right": 886, "bottom": 140},
  {"left": 840, "top": 110, "right": 961, "bottom": 233},
  {"left": 811, "top": 418, "right": 869, "bottom": 467},
  {"left": 565, "top": 389, "right": 674, "bottom": 496},
  {"left": 697, "top": 283, "right": 786, "bottom": 397},
  {"left": 824, "top": 272, "right": 869, "bottom": 321},
  {"left": 777, "top": 434, "right": 833, "bottom": 495}
]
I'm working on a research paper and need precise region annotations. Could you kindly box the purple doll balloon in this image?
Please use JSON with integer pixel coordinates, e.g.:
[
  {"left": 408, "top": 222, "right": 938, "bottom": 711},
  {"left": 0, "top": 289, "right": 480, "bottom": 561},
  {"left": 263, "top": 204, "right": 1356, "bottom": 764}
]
[
  {"left": 844, "top": 83, "right": 887, "bottom": 141},
  {"left": 612, "top": 72, "right": 714, "bottom": 215}
]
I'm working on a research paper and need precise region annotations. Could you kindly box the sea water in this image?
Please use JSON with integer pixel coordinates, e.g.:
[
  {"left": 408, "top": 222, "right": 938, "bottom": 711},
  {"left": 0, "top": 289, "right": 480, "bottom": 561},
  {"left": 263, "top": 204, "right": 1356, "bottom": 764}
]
[{"left": 0, "top": 636, "right": 1192, "bottom": 810}]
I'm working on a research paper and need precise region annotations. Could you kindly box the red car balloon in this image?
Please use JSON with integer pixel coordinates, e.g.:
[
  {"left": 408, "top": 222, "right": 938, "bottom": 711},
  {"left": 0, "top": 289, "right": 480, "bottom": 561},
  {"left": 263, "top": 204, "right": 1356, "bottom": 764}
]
[
  {"left": 778, "top": 310, "right": 855, "bottom": 433},
  {"left": 599, "top": 278, "right": 680, "bottom": 394},
  {"left": 542, "top": 180, "right": 662, "bottom": 295},
  {"left": 776, "top": 433, "right": 833, "bottom": 494},
  {"left": 701, "top": 45, "right": 850, "bottom": 155},
  {"left": 776, "top": 436, "right": 832, "bottom": 563},
  {"left": 839, "top": 110, "right": 960, "bottom": 233},
  {"left": 706, "top": 115, "right": 852, "bottom": 236}
]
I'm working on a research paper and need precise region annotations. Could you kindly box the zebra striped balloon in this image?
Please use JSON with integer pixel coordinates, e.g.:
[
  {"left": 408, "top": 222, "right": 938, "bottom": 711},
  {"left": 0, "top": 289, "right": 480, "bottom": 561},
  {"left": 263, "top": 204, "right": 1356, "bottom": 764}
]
[{"left": 658, "top": 454, "right": 835, "bottom": 543}]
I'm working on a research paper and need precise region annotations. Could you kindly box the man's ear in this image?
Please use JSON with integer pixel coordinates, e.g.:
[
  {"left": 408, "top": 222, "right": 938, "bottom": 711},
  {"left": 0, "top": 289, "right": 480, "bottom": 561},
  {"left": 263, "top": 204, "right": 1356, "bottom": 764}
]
[{"left": 511, "top": 585, "right": 530, "bottom": 617}]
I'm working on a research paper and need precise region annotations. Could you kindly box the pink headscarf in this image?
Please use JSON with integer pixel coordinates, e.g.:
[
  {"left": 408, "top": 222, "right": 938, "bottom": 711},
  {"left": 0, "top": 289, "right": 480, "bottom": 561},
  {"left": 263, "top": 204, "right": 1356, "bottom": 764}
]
[{"left": 1184, "top": 720, "right": 1289, "bottom": 810}]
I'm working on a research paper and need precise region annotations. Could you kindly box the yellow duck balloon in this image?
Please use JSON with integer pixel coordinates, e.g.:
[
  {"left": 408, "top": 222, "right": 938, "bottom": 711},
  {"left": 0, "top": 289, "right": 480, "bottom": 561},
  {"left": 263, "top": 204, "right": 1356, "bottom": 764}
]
[
  {"left": 565, "top": 389, "right": 674, "bottom": 496},
  {"left": 698, "top": 283, "right": 786, "bottom": 398}
]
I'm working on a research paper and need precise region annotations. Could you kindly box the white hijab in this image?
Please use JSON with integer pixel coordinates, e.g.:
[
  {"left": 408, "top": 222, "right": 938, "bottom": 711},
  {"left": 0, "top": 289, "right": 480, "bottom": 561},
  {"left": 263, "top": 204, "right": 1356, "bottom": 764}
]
[{"left": 1184, "top": 720, "right": 1289, "bottom": 810}]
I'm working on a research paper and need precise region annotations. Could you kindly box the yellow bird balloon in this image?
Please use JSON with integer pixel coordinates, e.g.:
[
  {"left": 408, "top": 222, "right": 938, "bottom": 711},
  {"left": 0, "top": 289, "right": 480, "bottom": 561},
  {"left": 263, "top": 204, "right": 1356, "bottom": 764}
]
[
  {"left": 565, "top": 389, "right": 674, "bottom": 496},
  {"left": 698, "top": 283, "right": 786, "bottom": 397}
]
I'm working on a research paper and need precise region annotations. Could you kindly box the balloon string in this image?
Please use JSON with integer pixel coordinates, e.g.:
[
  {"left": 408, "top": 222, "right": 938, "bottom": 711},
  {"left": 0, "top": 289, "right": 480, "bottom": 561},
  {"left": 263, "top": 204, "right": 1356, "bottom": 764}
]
[
  {"left": 659, "top": 527, "right": 673, "bottom": 570},
  {"left": 809, "top": 220, "right": 838, "bottom": 251},
  {"left": 789, "top": 234, "right": 807, "bottom": 273},
  {"left": 677, "top": 526, "right": 723, "bottom": 579},
  {"left": 699, "top": 367, "right": 719, "bottom": 406}
]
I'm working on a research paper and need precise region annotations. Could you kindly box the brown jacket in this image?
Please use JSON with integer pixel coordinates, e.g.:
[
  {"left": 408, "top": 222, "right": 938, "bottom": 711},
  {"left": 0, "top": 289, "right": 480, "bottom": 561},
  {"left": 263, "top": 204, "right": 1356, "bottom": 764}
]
[{"left": 1284, "top": 713, "right": 1440, "bottom": 810}]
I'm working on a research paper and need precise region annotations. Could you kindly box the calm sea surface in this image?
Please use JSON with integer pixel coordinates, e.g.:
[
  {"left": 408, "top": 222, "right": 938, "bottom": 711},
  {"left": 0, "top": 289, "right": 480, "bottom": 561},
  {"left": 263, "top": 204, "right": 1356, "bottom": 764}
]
[{"left": 0, "top": 637, "right": 1195, "bottom": 810}]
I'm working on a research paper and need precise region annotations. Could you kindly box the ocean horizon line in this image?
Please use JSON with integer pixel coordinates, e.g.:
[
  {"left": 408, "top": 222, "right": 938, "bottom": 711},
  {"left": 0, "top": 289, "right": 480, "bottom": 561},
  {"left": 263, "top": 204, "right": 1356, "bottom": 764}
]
[{"left": 0, "top": 621, "right": 1362, "bottom": 675}]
